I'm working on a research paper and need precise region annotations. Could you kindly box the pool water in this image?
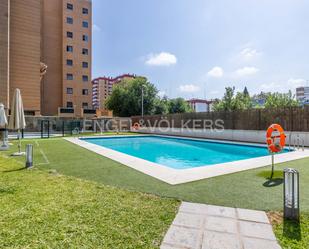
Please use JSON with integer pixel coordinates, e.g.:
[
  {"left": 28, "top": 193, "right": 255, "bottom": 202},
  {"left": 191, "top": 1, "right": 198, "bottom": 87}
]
[{"left": 82, "top": 136, "right": 286, "bottom": 169}]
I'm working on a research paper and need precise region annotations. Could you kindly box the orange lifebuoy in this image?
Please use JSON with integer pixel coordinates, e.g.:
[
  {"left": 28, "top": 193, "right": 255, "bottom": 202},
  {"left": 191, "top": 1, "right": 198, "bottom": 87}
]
[
  {"left": 132, "top": 122, "right": 140, "bottom": 130},
  {"left": 266, "top": 124, "right": 286, "bottom": 153}
]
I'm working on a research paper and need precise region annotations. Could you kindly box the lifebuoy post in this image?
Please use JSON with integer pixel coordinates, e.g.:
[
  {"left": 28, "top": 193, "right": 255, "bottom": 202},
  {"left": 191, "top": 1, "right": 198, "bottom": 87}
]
[{"left": 266, "top": 124, "right": 286, "bottom": 178}]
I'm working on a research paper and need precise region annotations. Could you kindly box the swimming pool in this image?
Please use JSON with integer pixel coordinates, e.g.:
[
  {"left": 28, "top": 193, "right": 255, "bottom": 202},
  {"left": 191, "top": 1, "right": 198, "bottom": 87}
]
[{"left": 82, "top": 136, "right": 287, "bottom": 169}]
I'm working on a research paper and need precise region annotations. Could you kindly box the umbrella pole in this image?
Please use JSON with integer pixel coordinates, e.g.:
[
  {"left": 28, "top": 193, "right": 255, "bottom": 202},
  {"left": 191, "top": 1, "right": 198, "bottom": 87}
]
[{"left": 18, "top": 129, "right": 21, "bottom": 153}]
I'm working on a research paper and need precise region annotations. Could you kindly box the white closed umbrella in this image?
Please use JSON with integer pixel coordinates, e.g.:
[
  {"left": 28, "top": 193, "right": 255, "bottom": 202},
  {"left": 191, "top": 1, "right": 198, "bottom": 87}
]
[
  {"left": 0, "top": 103, "right": 9, "bottom": 150},
  {"left": 0, "top": 103, "right": 7, "bottom": 127},
  {"left": 8, "top": 89, "right": 26, "bottom": 155}
]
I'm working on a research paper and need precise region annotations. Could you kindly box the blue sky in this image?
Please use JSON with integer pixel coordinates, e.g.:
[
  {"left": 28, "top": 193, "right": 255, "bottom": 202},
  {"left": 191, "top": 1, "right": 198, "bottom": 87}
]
[{"left": 92, "top": 0, "right": 309, "bottom": 99}]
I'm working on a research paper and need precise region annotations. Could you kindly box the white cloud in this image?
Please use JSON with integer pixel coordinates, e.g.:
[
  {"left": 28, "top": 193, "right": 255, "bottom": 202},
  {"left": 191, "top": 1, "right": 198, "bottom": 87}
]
[
  {"left": 210, "top": 90, "right": 219, "bottom": 95},
  {"left": 287, "top": 78, "right": 306, "bottom": 88},
  {"left": 240, "top": 48, "right": 260, "bottom": 60},
  {"left": 92, "top": 24, "right": 101, "bottom": 32},
  {"left": 179, "top": 84, "right": 200, "bottom": 93},
  {"left": 158, "top": 91, "right": 166, "bottom": 98},
  {"left": 260, "top": 82, "right": 281, "bottom": 91},
  {"left": 145, "top": 52, "right": 177, "bottom": 66},
  {"left": 259, "top": 79, "right": 306, "bottom": 93},
  {"left": 235, "top": 67, "right": 259, "bottom": 77},
  {"left": 207, "top": 66, "right": 224, "bottom": 78}
]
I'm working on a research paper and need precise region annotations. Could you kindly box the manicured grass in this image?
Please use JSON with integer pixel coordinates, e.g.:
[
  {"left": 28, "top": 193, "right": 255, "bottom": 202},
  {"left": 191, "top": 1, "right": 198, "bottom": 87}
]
[
  {"left": 5, "top": 137, "right": 309, "bottom": 212},
  {"left": 271, "top": 213, "right": 309, "bottom": 249},
  {"left": 3, "top": 135, "right": 309, "bottom": 248},
  {"left": 0, "top": 155, "right": 179, "bottom": 248}
]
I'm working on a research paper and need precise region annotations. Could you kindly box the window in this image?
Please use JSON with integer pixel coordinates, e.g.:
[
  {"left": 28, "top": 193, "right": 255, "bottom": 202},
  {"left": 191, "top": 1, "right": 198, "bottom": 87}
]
[
  {"left": 67, "top": 31, "right": 73, "bottom": 38},
  {"left": 66, "top": 59, "right": 73, "bottom": 66},
  {"left": 66, "top": 17, "right": 73, "bottom": 24},
  {"left": 82, "top": 62, "right": 88, "bottom": 68},
  {"left": 82, "top": 89, "right": 89, "bottom": 95},
  {"left": 82, "top": 75, "right": 89, "bottom": 82},
  {"left": 82, "top": 102, "right": 88, "bottom": 108},
  {"left": 82, "top": 21, "right": 88, "bottom": 28},
  {"left": 67, "top": 102, "right": 73, "bottom": 108},
  {"left": 67, "top": 73, "right": 73, "bottom": 80},
  {"left": 82, "top": 35, "right": 88, "bottom": 42},
  {"left": 82, "top": 8, "right": 88, "bottom": 14},
  {"left": 66, "top": 45, "right": 73, "bottom": 52},
  {"left": 66, "top": 88, "right": 73, "bottom": 94},
  {"left": 67, "top": 3, "right": 73, "bottom": 10},
  {"left": 82, "top": 48, "right": 88, "bottom": 55}
]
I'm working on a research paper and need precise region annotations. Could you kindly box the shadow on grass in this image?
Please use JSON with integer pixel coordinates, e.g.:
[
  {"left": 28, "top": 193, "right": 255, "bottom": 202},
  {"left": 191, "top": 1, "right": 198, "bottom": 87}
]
[
  {"left": 263, "top": 178, "right": 283, "bottom": 187},
  {"left": 2, "top": 167, "right": 26, "bottom": 173},
  {"left": 283, "top": 219, "right": 302, "bottom": 241},
  {"left": 257, "top": 170, "right": 284, "bottom": 187}
]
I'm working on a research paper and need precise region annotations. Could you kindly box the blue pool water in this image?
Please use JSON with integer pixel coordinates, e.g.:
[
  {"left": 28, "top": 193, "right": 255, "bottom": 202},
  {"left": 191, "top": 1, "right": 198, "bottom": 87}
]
[{"left": 82, "top": 136, "right": 286, "bottom": 169}]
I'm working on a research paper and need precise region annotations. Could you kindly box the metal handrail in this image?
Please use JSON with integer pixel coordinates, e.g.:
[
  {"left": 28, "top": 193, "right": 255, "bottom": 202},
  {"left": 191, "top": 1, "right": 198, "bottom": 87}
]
[{"left": 291, "top": 133, "right": 305, "bottom": 151}]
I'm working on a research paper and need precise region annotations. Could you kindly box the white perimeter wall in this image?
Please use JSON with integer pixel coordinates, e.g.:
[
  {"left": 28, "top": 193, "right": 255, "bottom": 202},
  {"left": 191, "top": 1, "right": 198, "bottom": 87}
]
[{"left": 134, "top": 127, "right": 309, "bottom": 147}]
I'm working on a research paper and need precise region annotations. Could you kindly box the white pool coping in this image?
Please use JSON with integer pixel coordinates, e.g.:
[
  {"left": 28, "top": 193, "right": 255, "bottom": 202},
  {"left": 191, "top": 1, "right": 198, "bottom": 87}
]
[{"left": 65, "top": 135, "right": 309, "bottom": 185}]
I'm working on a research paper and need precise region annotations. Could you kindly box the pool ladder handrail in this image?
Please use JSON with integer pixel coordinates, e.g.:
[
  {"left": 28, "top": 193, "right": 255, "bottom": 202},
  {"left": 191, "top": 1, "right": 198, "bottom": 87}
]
[{"left": 288, "top": 133, "right": 305, "bottom": 151}]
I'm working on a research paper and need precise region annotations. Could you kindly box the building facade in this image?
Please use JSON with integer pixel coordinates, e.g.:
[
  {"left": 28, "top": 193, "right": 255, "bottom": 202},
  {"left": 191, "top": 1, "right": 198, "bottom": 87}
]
[
  {"left": 187, "top": 99, "right": 213, "bottom": 112},
  {"left": 0, "top": 0, "right": 42, "bottom": 115},
  {"left": 296, "top": 87, "right": 309, "bottom": 104},
  {"left": 92, "top": 74, "right": 136, "bottom": 110},
  {"left": 0, "top": 0, "right": 92, "bottom": 117}
]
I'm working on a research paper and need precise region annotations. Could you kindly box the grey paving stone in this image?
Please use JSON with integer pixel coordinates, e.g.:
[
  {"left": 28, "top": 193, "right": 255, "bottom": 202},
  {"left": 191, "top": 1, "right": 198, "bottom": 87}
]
[
  {"left": 242, "top": 237, "right": 282, "bottom": 249},
  {"left": 180, "top": 202, "right": 208, "bottom": 215},
  {"left": 204, "top": 216, "right": 238, "bottom": 234},
  {"left": 173, "top": 212, "right": 204, "bottom": 229},
  {"left": 239, "top": 220, "right": 277, "bottom": 240},
  {"left": 162, "top": 225, "right": 201, "bottom": 249},
  {"left": 202, "top": 230, "right": 242, "bottom": 249},
  {"left": 160, "top": 244, "right": 180, "bottom": 249},
  {"left": 161, "top": 202, "right": 280, "bottom": 249},
  {"left": 206, "top": 204, "right": 236, "bottom": 218},
  {"left": 237, "top": 208, "right": 270, "bottom": 223}
]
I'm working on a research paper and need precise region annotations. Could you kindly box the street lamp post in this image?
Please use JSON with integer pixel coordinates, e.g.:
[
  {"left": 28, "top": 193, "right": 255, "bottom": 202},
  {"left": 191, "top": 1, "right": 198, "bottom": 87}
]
[
  {"left": 284, "top": 168, "right": 300, "bottom": 221},
  {"left": 141, "top": 85, "right": 144, "bottom": 118},
  {"left": 25, "top": 144, "right": 34, "bottom": 168}
]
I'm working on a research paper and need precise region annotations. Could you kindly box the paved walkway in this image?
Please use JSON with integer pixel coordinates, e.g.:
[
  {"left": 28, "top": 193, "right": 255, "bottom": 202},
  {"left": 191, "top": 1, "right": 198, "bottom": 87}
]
[{"left": 161, "top": 202, "right": 281, "bottom": 249}]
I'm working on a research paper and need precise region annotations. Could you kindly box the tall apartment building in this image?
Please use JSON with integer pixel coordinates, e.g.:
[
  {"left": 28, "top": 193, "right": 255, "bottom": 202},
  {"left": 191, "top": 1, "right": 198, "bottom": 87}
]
[
  {"left": 92, "top": 74, "right": 136, "bottom": 110},
  {"left": 0, "top": 0, "right": 42, "bottom": 115},
  {"left": 296, "top": 87, "right": 309, "bottom": 104},
  {"left": 0, "top": 0, "right": 92, "bottom": 117}
]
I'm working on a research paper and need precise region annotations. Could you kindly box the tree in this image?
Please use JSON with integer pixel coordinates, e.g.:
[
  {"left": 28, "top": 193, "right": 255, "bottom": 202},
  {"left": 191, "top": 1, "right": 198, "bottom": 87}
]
[
  {"left": 264, "top": 91, "right": 299, "bottom": 109},
  {"left": 243, "top": 86, "right": 249, "bottom": 97},
  {"left": 212, "top": 87, "right": 235, "bottom": 112},
  {"left": 105, "top": 77, "right": 158, "bottom": 117},
  {"left": 153, "top": 96, "right": 169, "bottom": 115},
  {"left": 233, "top": 92, "right": 253, "bottom": 110},
  {"left": 213, "top": 86, "right": 252, "bottom": 112},
  {"left": 168, "top": 98, "right": 192, "bottom": 114},
  {"left": 252, "top": 91, "right": 270, "bottom": 108}
]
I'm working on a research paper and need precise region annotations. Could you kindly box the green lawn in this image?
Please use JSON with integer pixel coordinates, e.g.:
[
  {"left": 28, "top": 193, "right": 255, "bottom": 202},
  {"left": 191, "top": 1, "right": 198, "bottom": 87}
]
[
  {"left": 5, "top": 136, "right": 309, "bottom": 212},
  {"left": 272, "top": 213, "right": 309, "bottom": 249},
  {"left": 2, "top": 134, "right": 309, "bottom": 248},
  {"left": 0, "top": 155, "right": 179, "bottom": 248}
]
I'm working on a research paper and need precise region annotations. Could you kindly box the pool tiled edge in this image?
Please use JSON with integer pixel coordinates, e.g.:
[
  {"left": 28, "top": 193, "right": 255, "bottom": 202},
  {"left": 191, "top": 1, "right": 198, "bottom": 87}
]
[{"left": 65, "top": 136, "right": 309, "bottom": 185}]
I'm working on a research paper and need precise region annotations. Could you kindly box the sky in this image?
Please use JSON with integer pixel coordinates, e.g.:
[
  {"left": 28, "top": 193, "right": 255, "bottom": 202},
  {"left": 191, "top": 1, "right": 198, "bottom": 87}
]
[{"left": 92, "top": 0, "right": 309, "bottom": 99}]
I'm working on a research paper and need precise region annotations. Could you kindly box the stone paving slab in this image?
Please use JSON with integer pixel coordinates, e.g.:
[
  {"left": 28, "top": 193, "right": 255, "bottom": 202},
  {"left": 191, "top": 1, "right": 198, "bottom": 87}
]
[{"left": 161, "top": 202, "right": 281, "bottom": 249}]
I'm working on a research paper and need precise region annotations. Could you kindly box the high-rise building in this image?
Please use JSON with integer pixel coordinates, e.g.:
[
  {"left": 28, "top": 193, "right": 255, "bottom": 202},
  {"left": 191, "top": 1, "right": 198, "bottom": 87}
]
[
  {"left": 0, "top": 0, "right": 92, "bottom": 117},
  {"left": 42, "top": 0, "right": 92, "bottom": 116},
  {"left": 92, "top": 74, "right": 136, "bottom": 110},
  {"left": 0, "top": 0, "right": 42, "bottom": 115},
  {"left": 296, "top": 87, "right": 309, "bottom": 104}
]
